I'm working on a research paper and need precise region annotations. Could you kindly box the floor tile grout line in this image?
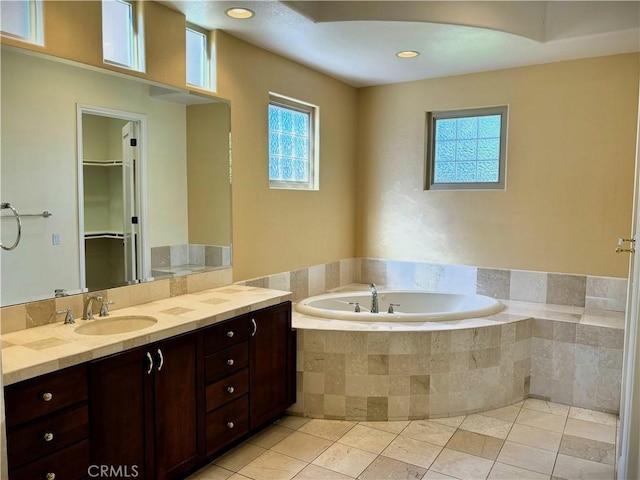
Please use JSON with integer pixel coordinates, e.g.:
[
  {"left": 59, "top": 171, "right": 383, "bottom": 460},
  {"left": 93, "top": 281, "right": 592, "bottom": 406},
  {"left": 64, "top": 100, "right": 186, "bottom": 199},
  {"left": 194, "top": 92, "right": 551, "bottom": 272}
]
[
  {"left": 485, "top": 401, "right": 523, "bottom": 479},
  {"left": 549, "top": 405, "right": 572, "bottom": 478}
]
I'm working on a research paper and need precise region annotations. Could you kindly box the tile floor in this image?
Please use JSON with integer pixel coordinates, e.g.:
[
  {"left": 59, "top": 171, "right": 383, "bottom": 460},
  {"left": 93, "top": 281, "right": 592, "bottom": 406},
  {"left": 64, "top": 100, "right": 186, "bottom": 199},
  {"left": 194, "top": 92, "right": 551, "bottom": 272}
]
[{"left": 188, "top": 399, "right": 619, "bottom": 480}]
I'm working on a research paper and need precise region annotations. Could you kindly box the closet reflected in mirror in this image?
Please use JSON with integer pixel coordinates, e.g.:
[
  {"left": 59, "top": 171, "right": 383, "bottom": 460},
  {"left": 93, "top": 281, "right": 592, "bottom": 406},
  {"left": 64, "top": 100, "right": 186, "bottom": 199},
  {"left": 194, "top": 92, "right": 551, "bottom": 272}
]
[{"left": 80, "top": 109, "right": 145, "bottom": 291}]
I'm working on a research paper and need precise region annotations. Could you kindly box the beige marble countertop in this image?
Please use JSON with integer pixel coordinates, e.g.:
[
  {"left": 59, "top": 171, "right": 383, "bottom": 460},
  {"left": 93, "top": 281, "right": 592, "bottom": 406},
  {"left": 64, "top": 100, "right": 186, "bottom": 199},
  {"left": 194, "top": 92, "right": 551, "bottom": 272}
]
[{"left": 1, "top": 285, "right": 292, "bottom": 386}]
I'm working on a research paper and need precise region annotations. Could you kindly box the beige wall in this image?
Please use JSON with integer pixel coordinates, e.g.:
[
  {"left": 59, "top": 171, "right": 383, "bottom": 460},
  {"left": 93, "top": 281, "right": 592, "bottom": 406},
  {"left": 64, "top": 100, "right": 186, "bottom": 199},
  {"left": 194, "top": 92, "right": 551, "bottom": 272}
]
[
  {"left": 215, "top": 32, "right": 358, "bottom": 281},
  {"left": 1, "top": 1, "right": 187, "bottom": 89},
  {"left": 357, "top": 54, "right": 640, "bottom": 277}
]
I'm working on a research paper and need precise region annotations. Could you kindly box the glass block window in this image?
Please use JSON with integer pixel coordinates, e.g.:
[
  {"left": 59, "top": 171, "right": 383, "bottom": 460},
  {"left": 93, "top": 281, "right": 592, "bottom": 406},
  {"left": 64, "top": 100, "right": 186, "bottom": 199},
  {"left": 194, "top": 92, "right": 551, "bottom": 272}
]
[
  {"left": 0, "top": 0, "right": 43, "bottom": 45},
  {"left": 102, "top": 0, "right": 141, "bottom": 71},
  {"left": 268, "top": 94, "right": 319, "bottom": 190},
  {"left": 426, "top": 106, "right": 507, "bottom": 190},
  {"left": 186, "top": 27, "right": 208, "bottom": 89}
]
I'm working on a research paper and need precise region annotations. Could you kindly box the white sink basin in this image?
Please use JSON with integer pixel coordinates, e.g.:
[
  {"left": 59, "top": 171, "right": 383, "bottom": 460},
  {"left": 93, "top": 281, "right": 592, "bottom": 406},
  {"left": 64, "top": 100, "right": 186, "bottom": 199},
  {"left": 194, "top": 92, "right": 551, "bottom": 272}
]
[{"left": 74, "top": 315, "right": 157, "bottom": 336}]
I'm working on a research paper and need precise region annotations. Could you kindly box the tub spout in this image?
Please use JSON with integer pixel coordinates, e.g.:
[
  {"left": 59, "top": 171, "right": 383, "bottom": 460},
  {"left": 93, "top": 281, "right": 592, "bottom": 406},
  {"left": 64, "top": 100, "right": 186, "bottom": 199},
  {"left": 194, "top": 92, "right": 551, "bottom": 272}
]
[{"left": 370, "top": 283, "right": 379, "bottom": 313}]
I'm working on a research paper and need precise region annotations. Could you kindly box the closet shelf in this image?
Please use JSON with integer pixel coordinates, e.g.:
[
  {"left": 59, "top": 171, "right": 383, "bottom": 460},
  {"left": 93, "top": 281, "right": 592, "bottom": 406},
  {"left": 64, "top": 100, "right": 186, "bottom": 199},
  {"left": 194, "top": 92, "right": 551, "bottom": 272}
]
[
  {"left": 84, "top": 231, "right": 124, "bottom": 240},
  {"left": 83, "top": 159, "right": 123, "bottom": 167}
]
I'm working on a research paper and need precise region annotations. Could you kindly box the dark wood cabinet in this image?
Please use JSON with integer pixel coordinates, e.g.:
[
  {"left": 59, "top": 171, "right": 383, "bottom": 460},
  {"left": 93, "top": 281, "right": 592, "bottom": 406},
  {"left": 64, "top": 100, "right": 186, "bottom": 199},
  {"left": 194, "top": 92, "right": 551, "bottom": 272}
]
[
  {"left": 4, "top": 364, "right": 90, "bottom": 480},
  {"left": 89, "top": 331, "right": 204, "bottom": 480},
  {"left": 203, "top": 314, "right": 250, "bottom": 455},
  {"left": 4, "top": 300, "right": 295, "bottom": 479},
  {"left": 249, "top": 302, "right": 296, "bottom": 429}
]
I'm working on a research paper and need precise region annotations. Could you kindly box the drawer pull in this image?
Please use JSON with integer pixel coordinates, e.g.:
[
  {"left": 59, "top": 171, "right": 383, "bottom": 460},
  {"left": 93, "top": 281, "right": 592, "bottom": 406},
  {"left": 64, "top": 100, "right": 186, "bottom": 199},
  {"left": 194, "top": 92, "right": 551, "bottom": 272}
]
[
  {"left": 42, "top": 392, "right": 53, "bottom": 402},
  {"left": 43, "top": 432, "right": 54, "bottom": 442},
  {"left": 45, "top": 473, "right": 56, "bottom": 480},
  {"left": 226, "top": 421, "right": 235, "bottom": 429},
  {"left": 226, "top": 331, "right": 234, "bottom": 338},
  {"left": 226, "top": 386, "right": 235, "bottom": 394},
  {"left": 227, "top": 359, "right": 235, "bottom": 366},
  {"left": 251, "top": 318, "right": 257, "bottom": 337}
]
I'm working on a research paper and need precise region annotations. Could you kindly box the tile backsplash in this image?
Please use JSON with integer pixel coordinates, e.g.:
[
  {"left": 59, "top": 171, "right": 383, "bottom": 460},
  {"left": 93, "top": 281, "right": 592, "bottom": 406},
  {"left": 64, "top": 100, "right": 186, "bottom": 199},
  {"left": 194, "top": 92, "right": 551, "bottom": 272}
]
[
  {"left": 0, "top": 268, "right": 233, "bottom": 335},
  {"left": 1, "top": 257, "right": 628, "bottom": 335},
  {"left": 238, "top": 258, "right": 628, "bottom": 311}
]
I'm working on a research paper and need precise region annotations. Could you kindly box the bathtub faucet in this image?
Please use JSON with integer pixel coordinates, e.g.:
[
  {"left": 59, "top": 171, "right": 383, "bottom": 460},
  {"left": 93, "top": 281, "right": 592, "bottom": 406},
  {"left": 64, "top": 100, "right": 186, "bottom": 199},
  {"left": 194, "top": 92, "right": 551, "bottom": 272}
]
[{"left": 370, "top": 283, "right": 379, "bottom": 313}]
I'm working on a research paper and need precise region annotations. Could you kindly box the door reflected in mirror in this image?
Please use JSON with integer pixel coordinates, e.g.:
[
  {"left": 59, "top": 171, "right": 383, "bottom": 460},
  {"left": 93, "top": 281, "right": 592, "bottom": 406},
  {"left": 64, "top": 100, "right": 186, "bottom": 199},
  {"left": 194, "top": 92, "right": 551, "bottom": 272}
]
[
  {"left": 0, "top": 46, "right": 232, "bottom": 306},
  {"left": 80, "top": 109, "right": 146, "bottom": 291}
]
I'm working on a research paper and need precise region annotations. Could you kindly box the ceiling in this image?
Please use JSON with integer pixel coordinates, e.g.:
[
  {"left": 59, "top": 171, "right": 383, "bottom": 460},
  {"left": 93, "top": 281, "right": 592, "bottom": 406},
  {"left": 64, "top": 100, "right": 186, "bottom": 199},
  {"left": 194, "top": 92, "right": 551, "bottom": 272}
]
[{"left": 160, "top": 1, "right": 640, "bottom": 87}]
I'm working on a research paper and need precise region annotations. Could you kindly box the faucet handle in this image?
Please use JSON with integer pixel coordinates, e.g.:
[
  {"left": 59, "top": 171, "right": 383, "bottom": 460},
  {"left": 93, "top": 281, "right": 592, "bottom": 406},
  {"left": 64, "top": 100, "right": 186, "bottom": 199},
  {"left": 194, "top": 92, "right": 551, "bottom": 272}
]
[
  {"left": 99, "top": 300, "right": 115, "bottom": 317},
  {"left": 56, "top": 308, "right": 75, "bottom": 324},
  {"left": 348, "top": 302, "right": 361, "bottom": 312},
  {"left": 387, "top": 303, "right": 400, "bottom": 314}
]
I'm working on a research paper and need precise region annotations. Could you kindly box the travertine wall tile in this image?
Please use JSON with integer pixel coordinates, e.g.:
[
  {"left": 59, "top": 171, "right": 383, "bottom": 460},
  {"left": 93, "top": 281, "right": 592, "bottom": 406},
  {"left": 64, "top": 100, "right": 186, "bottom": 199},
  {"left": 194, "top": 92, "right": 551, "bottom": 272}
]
[
  {"left": 586, "top": 276, "right": 627, "bottom": 311},
  {"left": 510, "top": 270, "right": 548, "bottom": 303},
  {"left": 360, "top": 259, "right": 387, "bottom": 285},
  {"left": 533, "top": 319, "right": 554, "bottom": 340},
  {"left": 414, "top": 263, "right": 445, "bottom": 291},
  {"left": 325, "top": 262, "right": 340, "bottom": 291},
  {"left": 268, "top": 272, "right": 291, "bottom": 292},
  {"left": 441, "top": 265, "right": 478, "bottom": 294},
  {"left": 547, "top": 274, "right": 587, "bottom": 307},
  {"left": 387, "top": 261, "right": 417, "bottom": 289},
  {"left": 308, "top": 264, "right": 326, "bottom": 296},
  {"left": 554, "top": 322, "right": 577, "bottom": 343},
  {"left": 0, "top": 304, "right": 27, "bottom": 334},
  {"left": 289, "top": 268, "right": 309, "bottom": 301},
  {"left": 477, "top": 268, "right": 511, "bottom": 299}
]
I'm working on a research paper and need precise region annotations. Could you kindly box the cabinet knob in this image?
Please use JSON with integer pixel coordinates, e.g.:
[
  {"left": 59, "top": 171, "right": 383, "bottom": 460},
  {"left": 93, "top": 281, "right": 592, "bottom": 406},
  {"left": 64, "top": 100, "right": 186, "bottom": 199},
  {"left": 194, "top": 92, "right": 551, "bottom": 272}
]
[
  {"left": 45, "top": 473, "right": 56, "bottom": 480},
  {"left": 226, "top": 359, "right": 234, "bottom": 366},
  {"left": 226, "top": 331, "right": 234, "bottom": 338},
  {"left": 43, "top": 432, "right": 54, "bottom": 442},
  {"left": 226, "top": 386, "right": 235, "bottom": 394},
  {"left": 42, "top": 392, "right": 53, "bottom": 402},
  {"left": 226, "top": 421, "right": 235, "bottom": 429}
]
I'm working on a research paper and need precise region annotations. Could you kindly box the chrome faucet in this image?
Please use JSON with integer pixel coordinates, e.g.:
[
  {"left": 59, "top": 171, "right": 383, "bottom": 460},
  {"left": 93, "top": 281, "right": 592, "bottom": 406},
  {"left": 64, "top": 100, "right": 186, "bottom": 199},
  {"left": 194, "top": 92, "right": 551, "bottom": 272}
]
[
  {"left": 370, "top": 283, "right": 379, "bottom": 313},
  {"left": 83, "top": 295, "right": 103, "bottom": 320}
]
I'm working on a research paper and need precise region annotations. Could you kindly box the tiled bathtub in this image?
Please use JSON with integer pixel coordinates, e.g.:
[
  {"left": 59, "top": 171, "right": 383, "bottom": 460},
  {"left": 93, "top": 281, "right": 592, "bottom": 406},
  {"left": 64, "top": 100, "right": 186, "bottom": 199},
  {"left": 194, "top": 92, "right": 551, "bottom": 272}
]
[
  {"left": 289, "top": 297, "right": 624, "bottom": 421},
  {"left": 289, "top": 320, "right": 532, "bottom": 421}
]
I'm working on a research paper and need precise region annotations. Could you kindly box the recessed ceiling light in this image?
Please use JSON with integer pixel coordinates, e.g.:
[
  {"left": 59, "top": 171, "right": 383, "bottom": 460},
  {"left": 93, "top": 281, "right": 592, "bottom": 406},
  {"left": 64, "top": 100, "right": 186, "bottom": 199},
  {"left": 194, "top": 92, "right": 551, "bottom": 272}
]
[
  {"left": 396, "top": 51, "right": 420, "bottom": 59},
  {"left": 225, "top": 7, "right": 255, "bottom": 19}
]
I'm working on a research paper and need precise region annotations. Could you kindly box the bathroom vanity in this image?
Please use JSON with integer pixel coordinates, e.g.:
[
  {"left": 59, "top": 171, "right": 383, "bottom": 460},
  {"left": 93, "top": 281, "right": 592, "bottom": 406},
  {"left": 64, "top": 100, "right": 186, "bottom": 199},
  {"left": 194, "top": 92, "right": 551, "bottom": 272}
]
[{"left": 2, "top": 289, "right": 295, "bottom": 480}]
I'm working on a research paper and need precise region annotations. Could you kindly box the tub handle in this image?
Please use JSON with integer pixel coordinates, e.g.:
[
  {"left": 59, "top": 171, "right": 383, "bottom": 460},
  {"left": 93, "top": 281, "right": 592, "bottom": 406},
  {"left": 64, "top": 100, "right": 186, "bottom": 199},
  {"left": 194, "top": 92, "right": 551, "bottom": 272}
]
[
  {"left": 349, "top": 302, "right": 361, "bottom": 312},
  {"left": 387, "top": 303, "right": 400, "bottom": 314}
]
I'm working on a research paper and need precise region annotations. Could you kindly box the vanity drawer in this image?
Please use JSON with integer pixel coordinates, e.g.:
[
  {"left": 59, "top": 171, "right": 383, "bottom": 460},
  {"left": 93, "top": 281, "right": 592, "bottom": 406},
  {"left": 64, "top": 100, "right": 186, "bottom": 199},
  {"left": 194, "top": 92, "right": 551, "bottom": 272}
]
[
  {"left": 206, "top": 368, "right": 249, "bottom": 412},
  {"left": 204, "top": 315, "right": 249, "bottom": 354},
  {"left": 206, "top": 395, "right": 249, "bottom": 455},
  {"left": 7, "top": 404, "right": 89, "bottom": 468},
  {"left": 5, "top": 365, "right": 88, "bottom": 427},
  {"left": 205, "top": 342, "right": 249, "bottom": 383},
  {"left": 9, "top": 439, "right": 90, "bottom": 480}
]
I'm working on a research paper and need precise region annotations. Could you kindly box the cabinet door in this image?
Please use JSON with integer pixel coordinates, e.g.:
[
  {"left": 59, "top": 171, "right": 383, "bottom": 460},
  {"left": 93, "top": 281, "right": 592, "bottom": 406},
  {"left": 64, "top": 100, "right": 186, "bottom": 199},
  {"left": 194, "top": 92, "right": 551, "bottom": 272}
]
[
  {"left": 249, "top": 302, "right": 293, "bottom": 429},
  {"left": 89, "top": 346, "right": 154, "bottom": 479},
  {"left": 154, "top": 332, "right": 204, "bottom": 480}
]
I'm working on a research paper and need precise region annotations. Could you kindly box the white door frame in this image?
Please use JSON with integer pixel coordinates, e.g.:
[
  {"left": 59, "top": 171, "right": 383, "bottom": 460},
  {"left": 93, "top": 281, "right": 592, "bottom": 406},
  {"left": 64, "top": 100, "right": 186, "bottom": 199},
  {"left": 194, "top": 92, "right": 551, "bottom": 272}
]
[
  {"left": 76, "top": 104, "right": 150, "bottom": 291},
  {"left": 618, "top": 88, "right": 640, "bottom": 479}
]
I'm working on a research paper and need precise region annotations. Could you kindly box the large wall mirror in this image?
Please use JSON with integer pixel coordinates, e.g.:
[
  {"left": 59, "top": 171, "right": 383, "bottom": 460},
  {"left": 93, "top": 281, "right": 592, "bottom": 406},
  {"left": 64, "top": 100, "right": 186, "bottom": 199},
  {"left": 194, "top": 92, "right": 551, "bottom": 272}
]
[{"left": 0, "top": 46, "right": 232, "bottom": 307}]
